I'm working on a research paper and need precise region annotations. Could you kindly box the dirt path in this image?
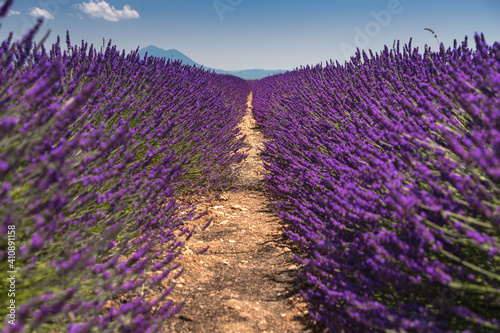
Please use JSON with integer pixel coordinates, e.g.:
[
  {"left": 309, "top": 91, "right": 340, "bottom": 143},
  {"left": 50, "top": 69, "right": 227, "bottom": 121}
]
[{"left": 165, "top": 93, "right": 317, "bottom": 332}]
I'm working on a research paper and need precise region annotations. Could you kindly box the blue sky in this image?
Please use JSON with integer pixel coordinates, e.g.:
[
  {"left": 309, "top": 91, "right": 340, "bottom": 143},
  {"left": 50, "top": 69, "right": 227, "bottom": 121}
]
[{"left": 0, "top": 0, "right": 499, "bottom": 70}]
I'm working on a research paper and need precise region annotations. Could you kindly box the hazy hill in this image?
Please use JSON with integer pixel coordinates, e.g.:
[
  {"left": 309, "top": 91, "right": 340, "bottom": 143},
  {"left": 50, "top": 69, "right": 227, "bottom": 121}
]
[
  {"left": 138, "top": 46, "right": 286, "bottom": 79},
  {"left": 214, "top": 68, "right": 287, "bottom": 80},
  {"left": 138, "top": 46, "right": 201, "bottom": 67}
]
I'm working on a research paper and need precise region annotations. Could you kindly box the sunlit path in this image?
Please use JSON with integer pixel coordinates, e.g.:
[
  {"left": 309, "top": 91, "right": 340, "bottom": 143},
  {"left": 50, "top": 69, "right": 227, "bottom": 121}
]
[{"left": 165, "top": 92, "right": 317, "bottom": 333}]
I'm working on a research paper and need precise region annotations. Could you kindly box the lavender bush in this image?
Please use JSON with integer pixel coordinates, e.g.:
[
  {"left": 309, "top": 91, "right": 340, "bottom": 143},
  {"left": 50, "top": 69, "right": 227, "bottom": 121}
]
[
  {"left": 0, "top": 1, "right": 249, "bottom": 331},
  {"left": 253, "top": 36, "right": 499, "bottom": 332}
]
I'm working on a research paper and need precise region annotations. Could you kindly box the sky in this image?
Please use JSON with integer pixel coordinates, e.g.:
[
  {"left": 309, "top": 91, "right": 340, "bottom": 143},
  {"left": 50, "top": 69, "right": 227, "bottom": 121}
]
[{"left": 0, "top": 0, "right": 499, "bottom": 70}]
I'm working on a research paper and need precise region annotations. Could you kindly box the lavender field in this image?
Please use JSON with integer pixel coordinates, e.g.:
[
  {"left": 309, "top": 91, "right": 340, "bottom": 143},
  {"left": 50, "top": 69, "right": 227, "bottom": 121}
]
[
  {"left": 0, "top": 2, "right": 249, "bottom": 331},
  {"left": 1, "top": 0, "right": 499, "bottom": 332},
  {"left": 252, "top": 36, "right": 500, "bottom": 331}
]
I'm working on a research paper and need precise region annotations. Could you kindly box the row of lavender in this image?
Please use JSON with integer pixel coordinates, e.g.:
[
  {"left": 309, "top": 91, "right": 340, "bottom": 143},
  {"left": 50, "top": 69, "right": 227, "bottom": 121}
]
[
  {"left": 0, "top": 7, "right": 249, "bottom": 333},
  {"left": 252, "top": 35, "right": 499, "bottom": 332}
]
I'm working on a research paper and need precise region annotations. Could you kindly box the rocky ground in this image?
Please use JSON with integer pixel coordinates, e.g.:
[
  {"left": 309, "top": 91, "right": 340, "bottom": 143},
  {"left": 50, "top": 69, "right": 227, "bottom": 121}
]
[{"left": 163, "top": 93, "right": 324, "bottom": 332}]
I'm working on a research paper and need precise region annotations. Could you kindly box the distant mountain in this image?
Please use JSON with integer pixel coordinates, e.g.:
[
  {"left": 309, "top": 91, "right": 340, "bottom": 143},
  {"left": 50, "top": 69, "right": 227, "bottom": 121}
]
[
  {"left": 138, "top": 46, "right": 201, "bottom": 67},
  {"left": 138, "top": 45, "right": 286, "bottom": 80},
  {"left": 214, "top": 68, "right": 287, "bottom": 80}
]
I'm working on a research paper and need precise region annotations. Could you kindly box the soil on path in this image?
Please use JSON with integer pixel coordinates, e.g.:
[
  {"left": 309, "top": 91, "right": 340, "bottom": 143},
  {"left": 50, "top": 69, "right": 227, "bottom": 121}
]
[{"left": 165, "top": 93, "right": 320, "bottom": 332}]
